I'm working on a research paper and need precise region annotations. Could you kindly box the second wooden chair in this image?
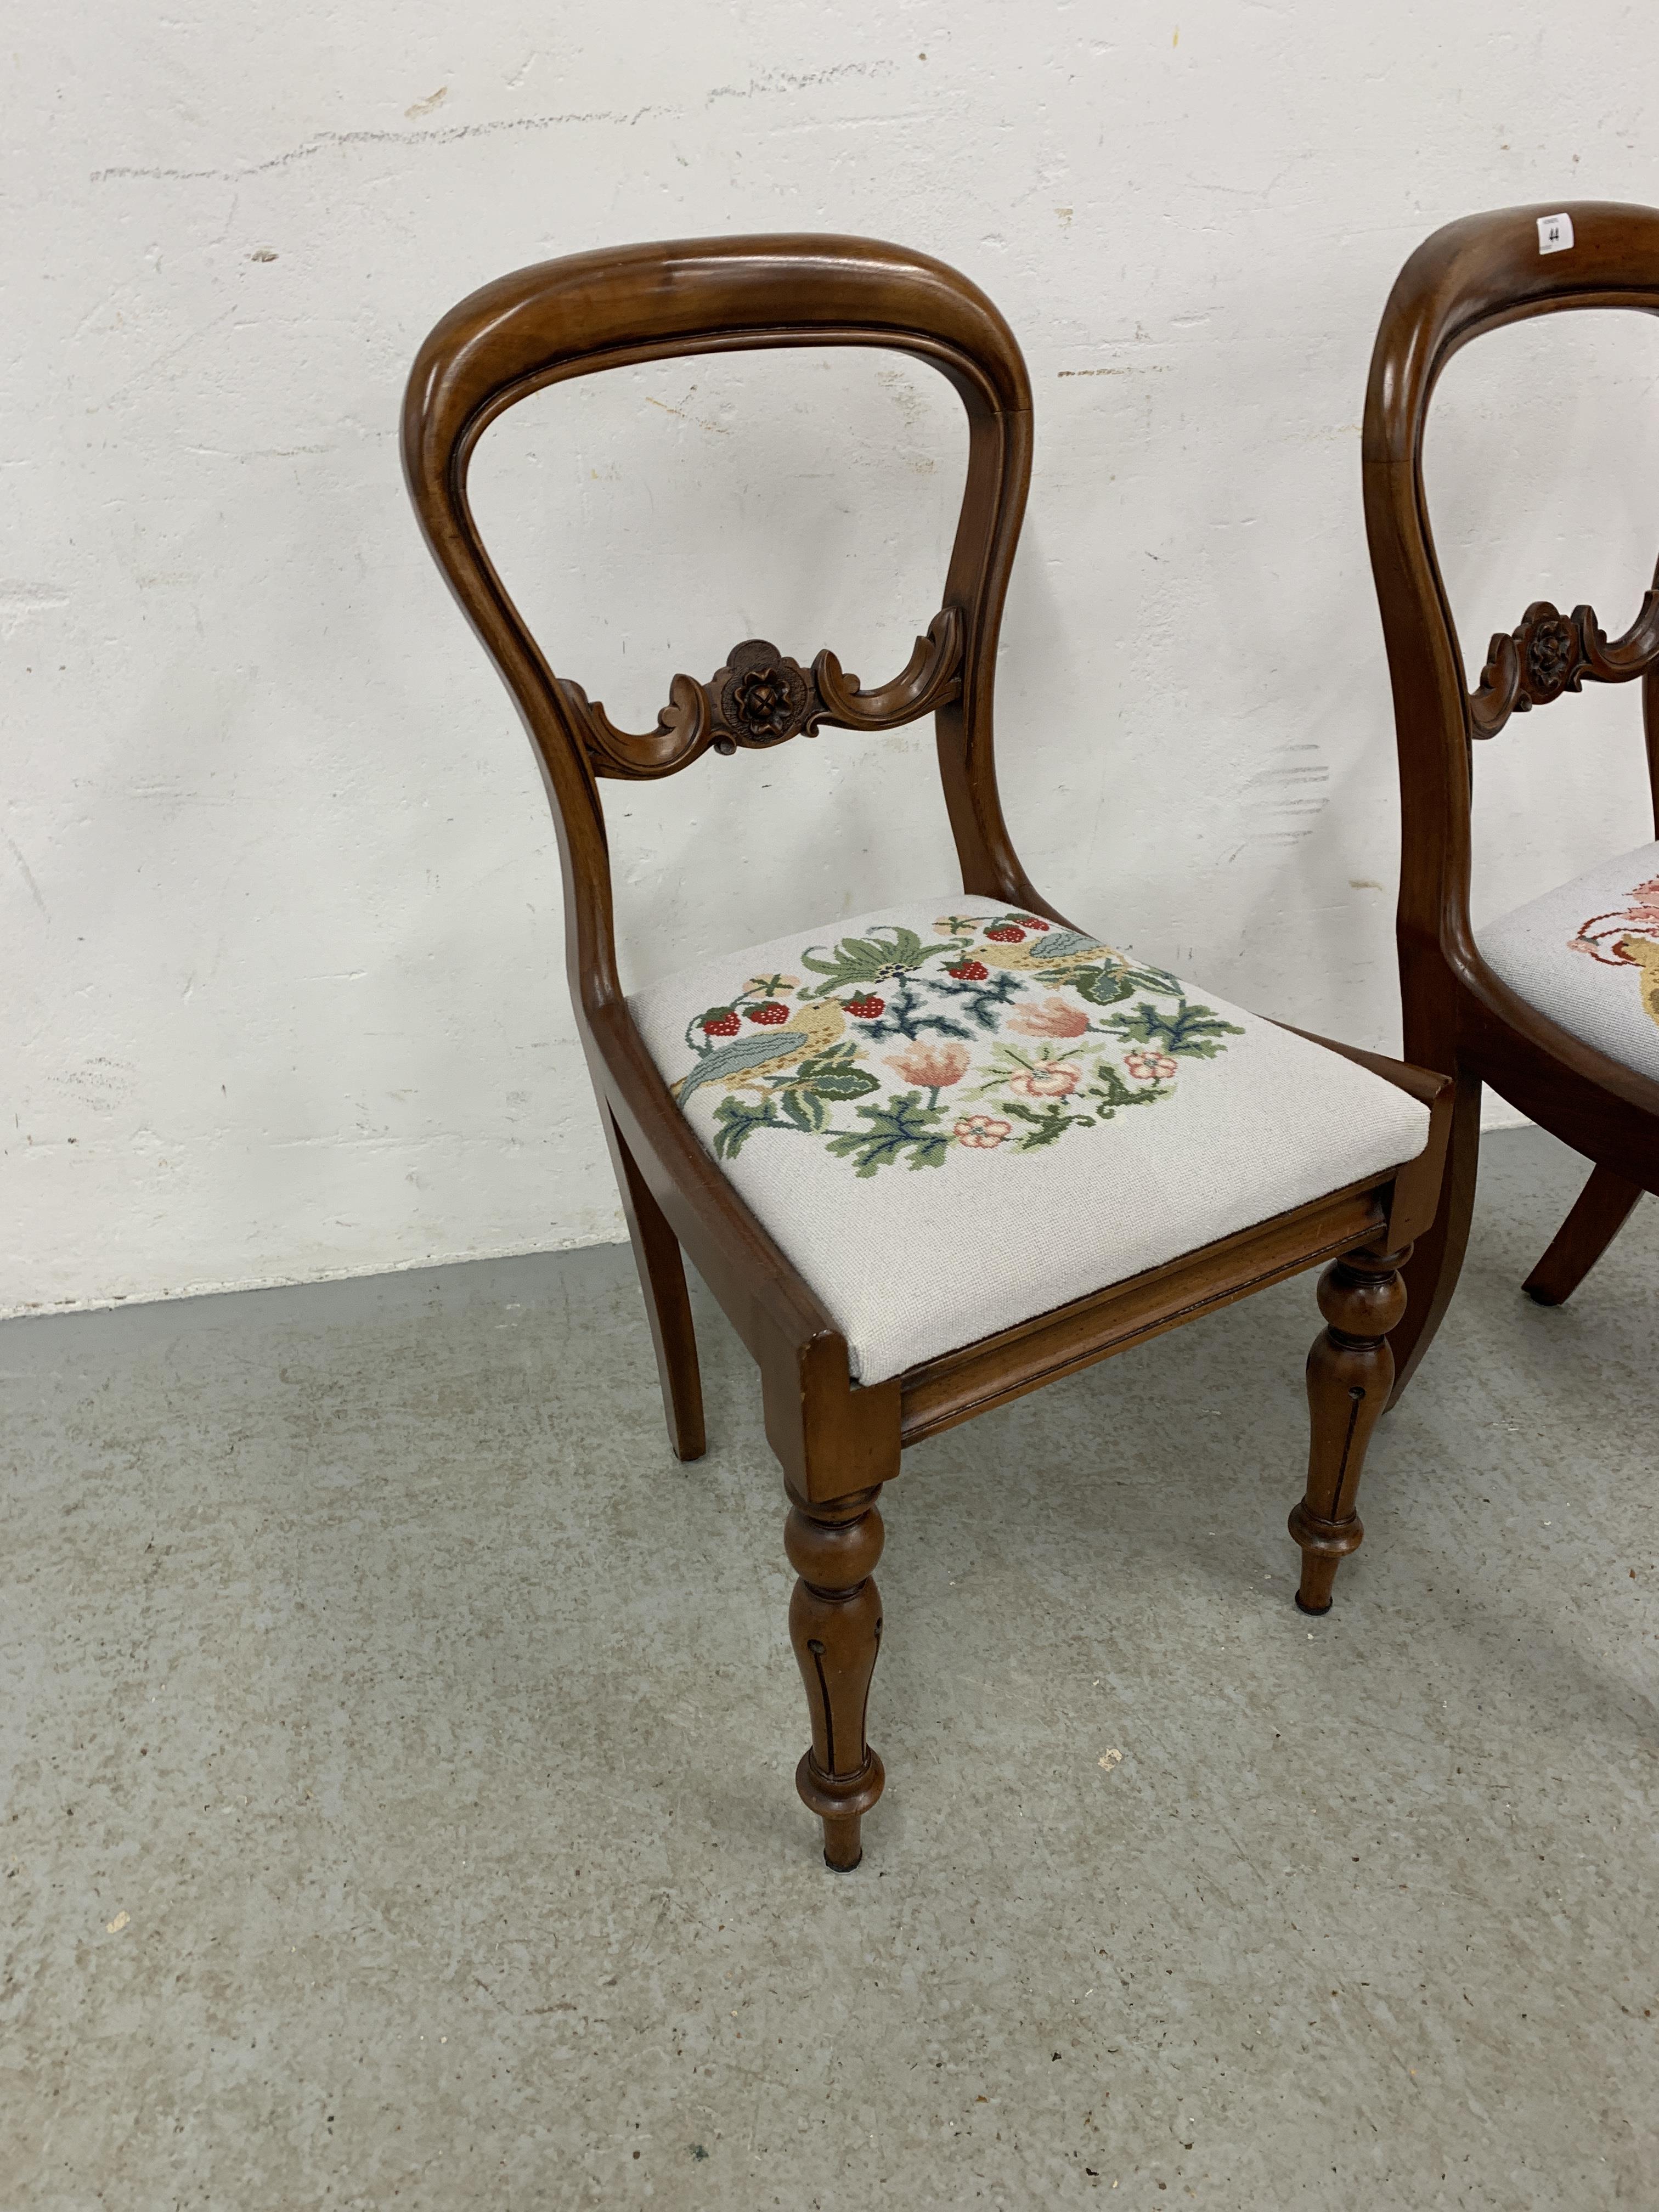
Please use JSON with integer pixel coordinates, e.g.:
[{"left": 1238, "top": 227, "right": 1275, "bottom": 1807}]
[{"left": 1365, "top": 200, "right": 1659, "bottom": 1400}]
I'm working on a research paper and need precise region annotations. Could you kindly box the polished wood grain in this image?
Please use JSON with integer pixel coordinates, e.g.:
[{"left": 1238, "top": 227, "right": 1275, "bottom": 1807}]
[
  {"left": 1289, "top": 1243, "right": 1409, "bottom": 1614},
  {"left": 603, "top": 1109, "right": 705, "bottom": 1461},
  {"left": 1365, "top": 201, "right": 1659, "bottom": 1401},
  {"left": 786, "top": 1485, "right": 886, "bottom": 1871},
  {"left": 404, "top": 234, "right": 1450, "bottom": 1866}
]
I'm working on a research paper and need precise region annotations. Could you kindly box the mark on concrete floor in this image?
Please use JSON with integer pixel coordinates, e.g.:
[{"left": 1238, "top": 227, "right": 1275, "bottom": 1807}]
[
  {"left": 405, "top": 87, "right": 449, "bottom": 120},
  {"left": 1098, "top": 1748, "right": 1123, "bottom": 1772},
  {"left": 105, "top": 1911, "right": 129, "bottom": 1933}
]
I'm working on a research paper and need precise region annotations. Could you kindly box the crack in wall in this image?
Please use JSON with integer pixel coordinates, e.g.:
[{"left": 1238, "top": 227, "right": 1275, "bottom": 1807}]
[{"left": 91, "top": 61, "right": 899, "bottom": 185}]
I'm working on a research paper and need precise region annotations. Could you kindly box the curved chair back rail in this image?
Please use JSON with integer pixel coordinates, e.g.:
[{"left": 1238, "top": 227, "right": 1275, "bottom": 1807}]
[
  {"left": 1364, "top": 200, "right": 1659, "bottom": 1404},
  {"left": 402, "top": 234, "right": 1042, "bottom": 1023}
]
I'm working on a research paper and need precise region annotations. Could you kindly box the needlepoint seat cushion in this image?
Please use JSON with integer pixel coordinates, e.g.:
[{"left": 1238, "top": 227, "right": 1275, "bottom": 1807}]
[
  {"left": 1477, "top": 840, "right": 1659, "bottom": 1086},
  {"left": 630, "top": 897, "right": 1431, "bottom": 1384}
]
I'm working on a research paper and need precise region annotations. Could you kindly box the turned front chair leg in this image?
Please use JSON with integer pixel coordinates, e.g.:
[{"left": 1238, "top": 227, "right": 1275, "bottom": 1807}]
[
  {"left": 1289, "top": 1242, "right": 1411, "bottom": 1615},
  {"left": 785, "top": 1485, "right": 886, "bottom": 1870}
]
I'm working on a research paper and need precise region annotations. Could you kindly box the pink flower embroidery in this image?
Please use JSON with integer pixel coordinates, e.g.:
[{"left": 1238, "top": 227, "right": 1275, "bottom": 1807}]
[
  {"left": 1124, "top": 1049, "right": 1178, "bottom": 1082},
  {"left": 1007, "top": 1061, "right": 1082, "bottom": 1098},
  {"left": 884, "top": 1040, "right": 971, "bottom": 1088},
  {"left": 1007, "top": 994, "right": 1091, "bottom": 1039},
  {"left": 955, "top": 1114, "right": 1012, "bottom": 1149},
  {"left": 1572, "top": 876, "right": 1659, "bottom": 966}
]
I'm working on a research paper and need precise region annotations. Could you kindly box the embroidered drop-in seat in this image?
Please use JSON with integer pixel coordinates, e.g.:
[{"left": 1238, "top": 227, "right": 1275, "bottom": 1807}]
[
  {"left": 1477, "top": 843, "right": 1659, "bottom": 1087},
  {"left": 632, "top": 896, "right": 1432, "bottom": 1384}
]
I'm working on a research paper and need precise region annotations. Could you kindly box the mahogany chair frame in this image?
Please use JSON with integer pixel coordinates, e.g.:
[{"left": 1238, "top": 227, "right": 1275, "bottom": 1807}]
[
  {"left": 1365, "top": 201, "right": 1659, "bottom": 1403},
  {"left": 403, "top": 235, "right": 1451, "bottom": 1869}
]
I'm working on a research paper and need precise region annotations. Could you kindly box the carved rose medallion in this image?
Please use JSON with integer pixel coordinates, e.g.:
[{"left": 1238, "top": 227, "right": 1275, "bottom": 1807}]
[
  {"left": 714, "top": 639, "right": 810, "bottom": 746},
  {"left": 1523, "top": 612, "right": 1579, "bottom": 699}
]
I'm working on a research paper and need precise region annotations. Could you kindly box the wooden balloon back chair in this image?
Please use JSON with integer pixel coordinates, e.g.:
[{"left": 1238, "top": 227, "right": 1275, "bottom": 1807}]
[
  {"left": 404, "top": 236, "right": 1449, "bottom": 1869},
  {"left": 1366, "top": 201, "right": 1659, "bottom": 1402}
]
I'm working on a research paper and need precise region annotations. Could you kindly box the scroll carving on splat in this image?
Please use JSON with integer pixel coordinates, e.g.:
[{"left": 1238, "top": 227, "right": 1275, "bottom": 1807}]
[
  {"left": 1469, "top": 578, "right": 1659, "bottom": 739},
  {"left": 555, "top": 605, "right": 964, "bottom": 780}
]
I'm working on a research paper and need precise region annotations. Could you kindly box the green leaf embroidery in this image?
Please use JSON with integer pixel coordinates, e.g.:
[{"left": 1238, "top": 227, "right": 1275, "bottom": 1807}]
[
  {"left": 777, "top": 1044, "right": 881, "bottom": 1106},
  {"left": 997, "top": 1098, "right": 1094, "bottom": 1150},
  {"left": 1068, "top": 967, "right": 1136, "bottom": 1007},
  {"left": 796, "top": 1065, "right": 881, "bottom": 1102},
  {"left": 779, "top": 1086, "right": 827, "bottom": 1132},
  {"left": 823, "top": 1092, "right": 950, "bottom": 1176},
  {"left": 710, "top": 1095, "right": 789, "bottom": 1159},
  {"left": 1100, "top": 998, "right": 1244, "bottom": 1058},
  {"left": 1087, "top": 1059, "right": 1170, "bottom": 1115},
  {"left": 798, "top": 926, "right": 941, "bottom": 998}
]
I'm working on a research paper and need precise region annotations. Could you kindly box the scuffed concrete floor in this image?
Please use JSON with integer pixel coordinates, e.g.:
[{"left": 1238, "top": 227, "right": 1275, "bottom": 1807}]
[{"left": 2, "top": 1126, "right": 1656, "bottom": 2209}]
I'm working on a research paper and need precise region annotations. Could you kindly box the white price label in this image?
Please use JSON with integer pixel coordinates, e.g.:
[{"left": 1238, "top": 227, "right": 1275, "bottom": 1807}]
[{"left": 1537, "top": 212, "right": 1575, "bottom": 255}]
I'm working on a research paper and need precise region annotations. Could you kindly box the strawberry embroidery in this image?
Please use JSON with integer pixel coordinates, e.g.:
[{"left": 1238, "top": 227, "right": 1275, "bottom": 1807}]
[
  {"left": 701, "top": 1008, "right": 741, "bottom": 1036},
  {"left": 747, "top": 1001, "right": 790, "bottom": 1025},
  {"left": 947, "top": 960, "right": 990, "bottom": 981},
  {"left": 1012, "top": 915, "right": 1049, "bottom": 931},
  {"left": 844, "top": 995, "right": 886, "bottom": 1019},
  {"left": 984, "top": 924, "right": 1025, "bottom": 944}
]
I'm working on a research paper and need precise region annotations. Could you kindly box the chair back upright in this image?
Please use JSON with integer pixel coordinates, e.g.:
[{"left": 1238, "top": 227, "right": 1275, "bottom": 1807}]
[{"left": 401, "top": 235, "right": 1043, "bottom": 1021}]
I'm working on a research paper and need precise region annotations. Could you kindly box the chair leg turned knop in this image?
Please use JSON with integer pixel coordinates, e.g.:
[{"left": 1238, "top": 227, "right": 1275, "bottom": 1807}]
[
  {"left": 785, "top": 1485, "right": 886, "bottom": 1871},
  {"left": 1523, "top": 1163, "right": 1645, "bottom": 1306},
  {"left": 1290, "top": 1242, "right": 1411, "bottom": 1614}
]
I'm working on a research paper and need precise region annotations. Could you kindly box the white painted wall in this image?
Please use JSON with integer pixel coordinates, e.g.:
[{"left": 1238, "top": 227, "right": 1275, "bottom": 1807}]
[{"left": 5, "top": 2, "right": 1658, "bottom": 1316}]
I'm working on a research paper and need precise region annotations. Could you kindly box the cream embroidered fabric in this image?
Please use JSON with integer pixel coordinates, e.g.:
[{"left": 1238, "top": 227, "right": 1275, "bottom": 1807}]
[
  {"left": 1477, "top": 840, "right": 1659, "bottom": 1085},
  {"left": 629, "top": 896, "right": 1432, "bottom": 1385}
]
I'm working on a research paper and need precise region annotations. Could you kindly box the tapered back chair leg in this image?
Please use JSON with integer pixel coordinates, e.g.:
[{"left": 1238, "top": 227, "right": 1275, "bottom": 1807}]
[
  {"left": 605, "top": 1110, "right": 706, "bottom": 1462},
  {"left": 1385, "top": 1074, "right": 1481, "bottom": 1409},
  {"left": 1523, "top": 1162, "right": 1644, "bottom": 1306}
]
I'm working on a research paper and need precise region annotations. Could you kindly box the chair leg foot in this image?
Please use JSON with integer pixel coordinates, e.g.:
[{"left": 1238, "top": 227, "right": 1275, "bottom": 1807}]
[
  {"left": 786, "top": 1485, "right": 885, "bottom": 1870},
  {"left": 1290, "top": 1242, "right": 1409, "bottom": 1613},
  {"left": 1522, "top": 1164, "right": 1643, "bottom": 1306}
]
